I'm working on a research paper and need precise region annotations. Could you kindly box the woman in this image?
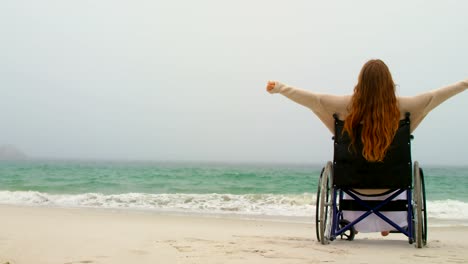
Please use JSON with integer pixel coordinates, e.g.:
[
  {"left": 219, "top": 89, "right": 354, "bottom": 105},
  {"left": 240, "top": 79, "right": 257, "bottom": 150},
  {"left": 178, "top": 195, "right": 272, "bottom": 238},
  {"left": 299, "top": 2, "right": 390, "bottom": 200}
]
[{"left": 266, "top": 59, "right": 467, "bottom": 235}]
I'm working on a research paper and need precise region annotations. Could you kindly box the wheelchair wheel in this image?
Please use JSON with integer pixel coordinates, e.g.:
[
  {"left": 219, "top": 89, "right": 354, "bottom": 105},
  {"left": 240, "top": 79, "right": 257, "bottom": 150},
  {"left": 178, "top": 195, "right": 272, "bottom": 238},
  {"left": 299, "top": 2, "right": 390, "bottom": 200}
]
[
  {"left": 413, "top": 161, "right": 427, "bottom": 248},
  {"left": 420, "top": 167, "right": 427, "bottom": 246},
  {"left": 339, "top": 219, "right": 355, "bottom": 241},
  {"left": 316, "top": 161, "right": 333, "bottom": 244},
  {"left": 315, "top": 168, "right": 324, "bottom": 242}
]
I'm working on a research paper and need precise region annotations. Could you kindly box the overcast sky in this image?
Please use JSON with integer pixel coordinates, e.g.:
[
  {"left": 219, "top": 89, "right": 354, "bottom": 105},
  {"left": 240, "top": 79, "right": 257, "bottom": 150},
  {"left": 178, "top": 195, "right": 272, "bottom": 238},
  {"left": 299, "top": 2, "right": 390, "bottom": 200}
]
[{"left": 1, "top": 1, "right": 467, "bottom": 165}]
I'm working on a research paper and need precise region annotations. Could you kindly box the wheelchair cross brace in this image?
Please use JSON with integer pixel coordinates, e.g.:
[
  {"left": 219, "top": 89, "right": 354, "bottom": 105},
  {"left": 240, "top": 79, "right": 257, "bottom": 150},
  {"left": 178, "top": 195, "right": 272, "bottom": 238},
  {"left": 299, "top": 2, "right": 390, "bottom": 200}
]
[{"left": 331, "top": 188, "right": 414, "bottom": 240}]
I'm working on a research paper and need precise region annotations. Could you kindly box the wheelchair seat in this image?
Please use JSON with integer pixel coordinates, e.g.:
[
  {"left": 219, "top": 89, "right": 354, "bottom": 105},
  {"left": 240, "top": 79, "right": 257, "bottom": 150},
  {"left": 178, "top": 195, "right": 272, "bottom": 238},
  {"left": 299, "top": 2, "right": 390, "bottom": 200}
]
[{"left": 315, "top": 113, "right": 427, "bottom": 248}]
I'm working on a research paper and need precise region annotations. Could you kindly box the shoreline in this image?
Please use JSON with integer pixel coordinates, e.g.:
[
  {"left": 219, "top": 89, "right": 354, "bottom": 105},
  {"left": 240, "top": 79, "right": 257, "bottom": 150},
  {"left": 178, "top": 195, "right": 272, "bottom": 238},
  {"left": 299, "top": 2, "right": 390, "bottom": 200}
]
[
  {"left": 1, "top": 205, "right": 467, "bottom": 264},
  {"left": 1, "top": 201, "right": 467, "bottom": 227},
  {"left": 0, "top": 203, "right": 315, "bottom": 224},
  {"left": 1, "top": 203, "right": 467, "bottom": 227},
  {"left": 1, "top": 202, "right": 467, "bottom": 228}
]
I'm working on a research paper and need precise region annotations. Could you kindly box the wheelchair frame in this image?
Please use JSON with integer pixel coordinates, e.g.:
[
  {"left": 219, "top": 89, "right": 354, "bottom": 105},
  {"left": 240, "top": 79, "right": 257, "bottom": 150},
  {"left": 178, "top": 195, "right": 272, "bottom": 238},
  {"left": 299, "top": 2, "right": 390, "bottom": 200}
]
[{"left": 315, "top": 113, "right": 427, "bottom": 248}]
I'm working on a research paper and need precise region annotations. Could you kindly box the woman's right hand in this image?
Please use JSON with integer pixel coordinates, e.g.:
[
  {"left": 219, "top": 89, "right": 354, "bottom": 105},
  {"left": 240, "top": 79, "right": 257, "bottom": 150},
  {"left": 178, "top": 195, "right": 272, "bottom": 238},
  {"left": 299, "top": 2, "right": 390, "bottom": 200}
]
[{"left": 266, "top": 81, "right": 276, "bottom": 93}]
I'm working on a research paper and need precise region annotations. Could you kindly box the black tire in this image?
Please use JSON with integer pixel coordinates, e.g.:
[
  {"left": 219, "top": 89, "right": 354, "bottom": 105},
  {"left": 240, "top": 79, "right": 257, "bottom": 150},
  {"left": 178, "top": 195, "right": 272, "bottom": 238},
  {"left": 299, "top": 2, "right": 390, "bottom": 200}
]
[
  {"left": 413, "top": 161, "right": 424, "bottom": 248},
  {"left": 420, "top": 167, "right": 427, "bottom": 246},
  {"left": 339, "top": 219, "right": 355, "bottom": 241}
]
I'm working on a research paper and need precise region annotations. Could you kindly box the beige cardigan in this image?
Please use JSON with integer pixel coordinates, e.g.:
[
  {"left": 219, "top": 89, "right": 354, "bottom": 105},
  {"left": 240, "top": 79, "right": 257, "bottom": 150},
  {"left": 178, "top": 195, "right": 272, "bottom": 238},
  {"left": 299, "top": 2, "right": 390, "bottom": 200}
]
[{"left": 269, "top": 79, "right": 468, "bottom": 134}]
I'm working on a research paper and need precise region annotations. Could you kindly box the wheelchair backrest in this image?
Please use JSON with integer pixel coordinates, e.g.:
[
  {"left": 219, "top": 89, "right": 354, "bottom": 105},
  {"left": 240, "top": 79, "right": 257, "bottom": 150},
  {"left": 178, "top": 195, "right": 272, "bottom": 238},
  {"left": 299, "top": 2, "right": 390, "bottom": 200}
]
[{"left": 332, "top": 113, "right": 412, "bottom": 189}]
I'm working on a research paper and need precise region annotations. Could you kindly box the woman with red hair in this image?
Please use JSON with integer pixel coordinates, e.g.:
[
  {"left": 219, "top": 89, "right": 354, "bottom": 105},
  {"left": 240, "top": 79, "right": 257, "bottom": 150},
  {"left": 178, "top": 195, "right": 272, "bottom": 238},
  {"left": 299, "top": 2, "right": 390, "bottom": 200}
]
[{"left": 266, "top": 59, "right": 467, "bottom": 235}]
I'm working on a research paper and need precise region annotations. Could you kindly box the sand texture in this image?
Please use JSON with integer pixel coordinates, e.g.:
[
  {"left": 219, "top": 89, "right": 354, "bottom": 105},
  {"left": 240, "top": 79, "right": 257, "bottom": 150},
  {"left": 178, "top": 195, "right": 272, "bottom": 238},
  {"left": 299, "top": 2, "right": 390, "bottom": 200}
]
[{"left": 0, "top": 205, "right": 467, "bottom": 264}]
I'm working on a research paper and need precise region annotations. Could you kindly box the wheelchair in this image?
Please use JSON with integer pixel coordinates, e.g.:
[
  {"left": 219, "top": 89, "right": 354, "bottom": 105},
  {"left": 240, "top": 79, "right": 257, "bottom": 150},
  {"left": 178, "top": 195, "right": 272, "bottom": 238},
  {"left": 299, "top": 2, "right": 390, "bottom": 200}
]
[{"left": 315, "top": 113, "right": 427, "bottom": 248}]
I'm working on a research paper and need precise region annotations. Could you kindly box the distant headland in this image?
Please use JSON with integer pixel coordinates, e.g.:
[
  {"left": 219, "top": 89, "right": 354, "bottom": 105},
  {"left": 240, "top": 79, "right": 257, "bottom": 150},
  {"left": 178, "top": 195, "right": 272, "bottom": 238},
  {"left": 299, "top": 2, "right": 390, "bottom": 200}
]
[{"left": 0, "top": 145, "right": 28, "bottom": 160}]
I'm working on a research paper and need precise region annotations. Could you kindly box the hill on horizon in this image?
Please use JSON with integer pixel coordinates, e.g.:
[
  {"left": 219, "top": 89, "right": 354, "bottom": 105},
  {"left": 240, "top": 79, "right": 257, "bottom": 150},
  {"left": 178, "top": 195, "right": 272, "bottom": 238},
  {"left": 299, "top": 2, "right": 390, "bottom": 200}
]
[{"left": 0, "top": 144, "right": 28, "bottom": 160}]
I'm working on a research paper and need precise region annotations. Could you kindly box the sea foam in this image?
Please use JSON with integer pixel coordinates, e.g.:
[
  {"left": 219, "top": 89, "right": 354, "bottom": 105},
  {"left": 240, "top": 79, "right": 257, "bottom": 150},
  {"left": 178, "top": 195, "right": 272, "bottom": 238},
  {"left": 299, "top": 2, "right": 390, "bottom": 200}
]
[
  {"left": 0, "top": 191, "right": 467, "bottom": 223},
  {"left": 0, "top": 191, "right": 315, "bottom": 217}
]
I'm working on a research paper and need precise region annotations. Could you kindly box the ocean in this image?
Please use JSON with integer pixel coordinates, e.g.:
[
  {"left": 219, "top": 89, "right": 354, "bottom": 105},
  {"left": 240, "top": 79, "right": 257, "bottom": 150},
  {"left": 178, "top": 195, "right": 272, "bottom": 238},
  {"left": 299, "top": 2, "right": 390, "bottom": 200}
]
[{"left": 1, "top": 160, "right": 467, "bottom": 225}]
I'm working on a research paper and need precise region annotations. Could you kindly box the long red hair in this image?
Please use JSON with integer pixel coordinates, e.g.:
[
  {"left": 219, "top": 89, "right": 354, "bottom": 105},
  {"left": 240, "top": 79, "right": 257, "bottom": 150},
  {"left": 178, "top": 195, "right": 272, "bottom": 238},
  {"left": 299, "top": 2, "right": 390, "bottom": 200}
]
[{"left": 344, "top": 59, "right": 400, "bottom": 162}]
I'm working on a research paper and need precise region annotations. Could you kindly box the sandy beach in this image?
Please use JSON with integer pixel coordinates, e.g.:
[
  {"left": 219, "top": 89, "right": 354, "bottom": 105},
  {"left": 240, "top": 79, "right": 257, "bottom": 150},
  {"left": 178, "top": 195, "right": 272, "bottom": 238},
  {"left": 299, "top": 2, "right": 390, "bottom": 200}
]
[{"left": 0, "top": 205, "right": 466, "bottom": 264}]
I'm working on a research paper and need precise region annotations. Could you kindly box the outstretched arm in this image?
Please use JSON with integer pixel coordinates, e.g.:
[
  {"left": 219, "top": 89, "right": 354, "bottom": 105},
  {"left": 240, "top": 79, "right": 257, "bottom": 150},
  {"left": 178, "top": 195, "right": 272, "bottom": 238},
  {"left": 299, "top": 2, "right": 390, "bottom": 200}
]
[
  {"left": 422, "top": 79, "right": 468, "bottom": 113},
  {"left": 266, "top": 81, "right": 351, "bottom": 133},
  {"left": 266, "top": 81, "right": 322, "bottom": 109},
  {"left": 399, "top": 79, "right": 468, "bottom": 132}
]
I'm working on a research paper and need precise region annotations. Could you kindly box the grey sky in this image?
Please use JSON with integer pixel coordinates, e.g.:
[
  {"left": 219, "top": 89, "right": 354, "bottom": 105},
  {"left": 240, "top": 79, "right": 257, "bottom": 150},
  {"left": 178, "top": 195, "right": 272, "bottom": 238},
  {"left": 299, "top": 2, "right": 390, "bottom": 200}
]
[{"left": 1, "top": 1, "right": 467, "bottom": 165}]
